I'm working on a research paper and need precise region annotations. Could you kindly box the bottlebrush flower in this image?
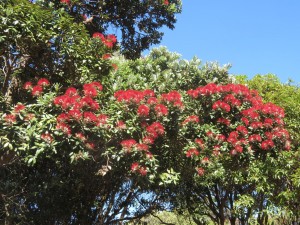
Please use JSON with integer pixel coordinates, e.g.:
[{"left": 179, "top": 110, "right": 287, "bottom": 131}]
[
  {"left": 146, "top": 152, "right": 153, "bottom": 159},
  {"left": 197, "top": 167, "right": 205, "bottom": 176},
  {"left": 236, "top": 125, "right": 248, "bottom": 136},
  {"left": 131, "top": 162, "right": 139, "bottom": 172},
  {"left": 31, "top": 85, "right": 43, "bottom": 96},
  {"left": 143, "top": 136, "right": 155, "bottom": 145},
  {"left": 155, "top": 104, "right": 168, "bottom": 117},
  {"left": 116, "top": 120, "right": 126, "bottom": 129},
  {"left": 83, "top": 111, "right": 98, "bottom": 124},
  {"left": 102, "top": 53, "right": 111, "bottom": 60},
  {"left": 23, "top": 82, "right": 33, "bottom": 90},
  {"left": 182, "top": 115, "right": 200, "bottom": 125},
  {"left": 121, "top": 139, "right": 137, "bottom": 153},
  {"left": 75, "top": 132, "right": 86, "bottom": 142},
  {"left": 186, "top": 148, "right": 199, "bottom": 158},
  {"left": 217, "top": 117, "right": 230, "bottom": 126},
  {"left": 68, "top": 109, "right": 82, "bottom": 121},
  {"left": 195, "top": 138, "right": 205, "bottom": 149},
  {"left": 161, "top": 91, "right": 182, "bottom": 107},
  {"left": 41, "top": 133, "right": 53, "bottom": 143},
  {"left": 83, "top": 84, "right": 98, "bottom": 97},
  {"left": 98, "top": 114, "right": 108, "bottom": 124},
  {"left": 147, "top": 97, "right": 158, "bottom": 105},
  {"left": 261, "top": 139, "right": 274, "bottom": 150},
  {"left": 14, "top": 103, "right": 26, "bottom": 113},
  {"left": 212, "top": 100, "right": 230, "bottom": 112},
  {"left": 137, "top": 104, "right": 150, "bottom": 117},
  {"left": 57, "top": 113, "right": 69, "bottom": 123},
  {"left": 4, "top": 114, "right": 16, "bottom": 123},
  {"left": 249, "top": 134, "right": 262, "bottom": 143},
  {"left": 60, "top": 0, "right": 70, "bottom": 4},
  {"left": 56, "top": 122, "right": 71, "bottom": 135},
  {"left": 65, "top": 87, "right": 78, "bottom": 97},
  {"left": 163, "top": 0, "right": 169, "bottom": 5},
  {"left": 25, "top": 113, "right": 35, "bottom": 121},
  {"left": 139, "top": 166, "right": 148, "bottom": 176},
  {"left": 93, "top": 32, "right": 105, "bottom": 41},
  {"left": 146, "top": 122, "right": 165, "bottom": 138},
  {"left": 85, "top": 142, "right": 95, "bottom": 150},
  {"left": 37, "top": 78, "right": 50, "bottom": 87},
  {"left": 136, "top": 143, "right": 149, "bottom": 151}
]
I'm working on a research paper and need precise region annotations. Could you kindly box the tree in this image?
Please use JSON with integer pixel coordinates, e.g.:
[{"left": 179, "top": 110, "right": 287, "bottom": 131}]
[
  {"left": 42, "top": 0, "right": 182, "bottom": 59},
  {"left": 236, "top": 74, "right": 300, "bottom": 224}
]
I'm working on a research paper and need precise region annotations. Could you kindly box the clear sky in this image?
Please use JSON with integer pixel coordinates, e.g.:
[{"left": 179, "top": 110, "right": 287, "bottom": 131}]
[{"left": 145, "top": 0, "right": 300, "bottom": 84}]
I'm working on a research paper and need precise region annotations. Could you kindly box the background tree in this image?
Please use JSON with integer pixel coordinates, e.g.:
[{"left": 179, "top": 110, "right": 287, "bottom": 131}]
[{"left": 41, "top": 0, "right": 182, "bottom": 59}]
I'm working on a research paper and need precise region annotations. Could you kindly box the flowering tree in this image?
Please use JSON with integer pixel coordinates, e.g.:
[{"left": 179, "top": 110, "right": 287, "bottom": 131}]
[{"left": 0, "top": 75, "right": 290, "bottom": 224}]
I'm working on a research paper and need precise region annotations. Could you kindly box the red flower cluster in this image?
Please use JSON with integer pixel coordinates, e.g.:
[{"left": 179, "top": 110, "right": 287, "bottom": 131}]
[
  {"left": 92, "top": 32, "right": 117, "bottom": 48},
  {"left": 23, "top": 78, "right": 50, "bottom": 97},
  {"left": 41, "top": 133, "right": 53, "bottom": 143},
  {"left": 121, "top": 139, "right": 137, "bottom": 153},
  {"left": 182, "top": 115, "right": 200, "bottom": 125},
  {"left": 186, "top": 148, "right": 199, "bottom": 157},
  {"left": 53, "top": 82, "right": 105, "bottom": 151},
  {"left": 212, "top": 100, "right": 231, "bottom": 112},
  {"left": 4, "top": 114, "right": 16, "bottom": 124},
  {"left": 131, "top": 162, "right": 148, "bottom": 176},
  {"left": 161, "top": 90, "right": 183, "bottom": 108}
]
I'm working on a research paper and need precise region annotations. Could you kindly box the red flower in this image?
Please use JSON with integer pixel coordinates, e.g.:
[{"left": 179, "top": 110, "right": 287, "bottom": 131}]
[
  {"left": 56, "top": 122, "right": 71, "bottom": 135},
  {"left": 136, "top": 143, "right": 149, "bottom": 151},
  {"left": 235, "top": 145, "right": 243, "bottom": 153},
  {"left": 121, "top": 139, "right": 137, "bottom": 152},
  {"left": 139, "top": 166, "right": 148, "bottom": 176},
  {"left": 93, "top": 32, "right": 105, "bottom": 41},
  {"left": 197, "top": 167, "right": 205, "bottom": 176},
  {"left": 146, "top": 122, "right": 165, "bottom": 138},
  {"left": 116, "top": 120, "right": 126, "bottom": 129},
  {"left": 102, "top": 53, "right": 111, "bottom": 60},
  {"left": 83, "top": 83, "right": 98, "bottom": 98},
  {"left": 155, "top": 104, "right": 168, "bottom": 117},
  {"left": 83, "top": 111, "right": 98, "bottom": 124},
  {"left": 195, "top": 138, "right": 205, "bottom": 149},
  {"left": 4, "top": 114, "right": 16, "bottom": 123},
  {"left": 261, "top": 139, "right": 274, "bottom": 150},
  {"left": 57, "top": 113, "right": 69, "bottom": 123},
  {"left": 65, "top": 87, "right": 78, "bottom": 97},
  {"left": 143, "top": 136, "right": 155, "bottom": 145},
  {"left": 68, "top": 109, "right": 82, "bottom": 121},
  {"left": 97, "top": 114, "right": 108, "bottom": 127},
  {"left": 112, "top": 63, "right": 118, "bottom": 71},
  {"left": 37, "top": 78, "right": 50, "bottom": 87},
  {"left": 25, "top": 113, "right": 35, "bottom": 121},
  {"left": 236, "top": 125, "right": 248, "bottom": 136},
  {"left": 137, "top": 104, "right": 150, "bottom": 117},
  {"left": 217, "top": 117, "right": 230, "bottom": 126},
  {"left": 186, "top": 148, "right": 199, "bottom": 158},
  {"left": 75, "top": 132, "right": 86, "bottom": 142},
  {"left": 131, "top": 162, "right": 139, "bottom": 172},
  {"left": 147, "top": 97, "right": 158, "bottom": 105},
  {"left": 146, "top": 152, "right": 153, "bottom": 159},
  {"left": 163, "top": 0, "right": 169, "bottom": 5},
  {"left": 31, "top": 85, "right": 43, "bottom": 96},
  {"left": 60, "top": 0, "right": 70, "bottom": 4},
  {"left": 23, "top": 82, "right": 33, "bottom": 90},
  {"left": 182, "top": 115, "right": 200, "bottom": 125},
  {"left": 14, "top": 103, "right": 26, "bottom": 113},
  {"left": 249, "top": 134, "right": 262, "bottom": 143},
  {"left": 41, "top": 133, "right": 53, "bottom": 143},
  {"left": 85, "top": 142, "right": 95, "bottom": 150},
  {"left": 161, "top": 91, "right": 182, "bottom": 107}
]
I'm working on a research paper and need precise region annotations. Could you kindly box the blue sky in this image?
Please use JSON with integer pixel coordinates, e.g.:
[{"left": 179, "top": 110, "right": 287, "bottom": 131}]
[{"left": 146, "top": 0, "right": 300, "bottom": 83}]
